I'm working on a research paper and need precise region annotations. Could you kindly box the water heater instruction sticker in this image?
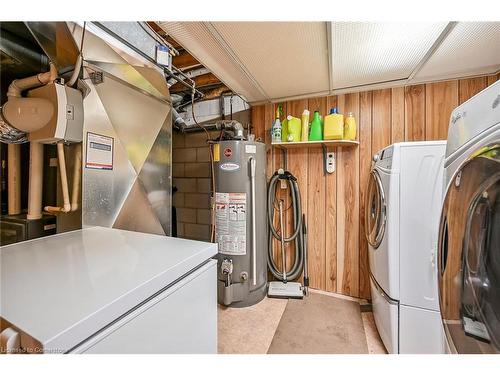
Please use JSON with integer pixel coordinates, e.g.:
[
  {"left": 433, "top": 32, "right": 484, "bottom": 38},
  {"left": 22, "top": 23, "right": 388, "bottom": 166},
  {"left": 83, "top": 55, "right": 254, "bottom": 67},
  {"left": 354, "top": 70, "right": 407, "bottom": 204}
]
[
  {"left": 215, "top": 192, "right": 246, "bottom": 255},
  {"left": 86, "top": 132, "right": 114, "bottom": 170}
]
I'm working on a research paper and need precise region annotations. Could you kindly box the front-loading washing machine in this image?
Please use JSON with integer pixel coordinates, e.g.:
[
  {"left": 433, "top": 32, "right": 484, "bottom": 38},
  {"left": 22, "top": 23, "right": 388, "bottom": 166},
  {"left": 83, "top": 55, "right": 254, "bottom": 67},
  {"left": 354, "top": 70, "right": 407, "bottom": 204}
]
[
  {"left": 438, "top": 80, "right": 500, "bottom": 354},
  {"left": 367, "top": 141, "right": 446, "bottom": 353}
]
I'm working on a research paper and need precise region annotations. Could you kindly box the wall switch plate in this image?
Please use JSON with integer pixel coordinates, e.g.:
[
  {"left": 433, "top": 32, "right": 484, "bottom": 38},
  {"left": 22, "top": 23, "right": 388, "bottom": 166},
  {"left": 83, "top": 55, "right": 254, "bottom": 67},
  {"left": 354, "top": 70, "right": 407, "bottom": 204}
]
[{"left": 326, "top": 152, "right": 335, "bottom": 173}]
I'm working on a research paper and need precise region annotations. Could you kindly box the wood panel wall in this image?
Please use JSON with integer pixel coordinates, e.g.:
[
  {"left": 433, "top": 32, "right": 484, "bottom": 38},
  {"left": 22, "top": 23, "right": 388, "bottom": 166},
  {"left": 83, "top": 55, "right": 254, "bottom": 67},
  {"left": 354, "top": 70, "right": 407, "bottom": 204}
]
[{"left": 251, "top": 73, "right": 499, "bottom": 299}]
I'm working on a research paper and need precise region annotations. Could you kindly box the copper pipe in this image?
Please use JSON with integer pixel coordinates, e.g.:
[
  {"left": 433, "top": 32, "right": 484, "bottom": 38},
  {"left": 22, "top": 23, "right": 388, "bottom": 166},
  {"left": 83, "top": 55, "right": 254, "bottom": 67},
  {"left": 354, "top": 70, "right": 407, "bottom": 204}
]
[
  {"left": 7, "top": 144, "right": 21, "bottom": 215},
  {"left": 27, "top": 142, "right": 44, "bottom": 220}
]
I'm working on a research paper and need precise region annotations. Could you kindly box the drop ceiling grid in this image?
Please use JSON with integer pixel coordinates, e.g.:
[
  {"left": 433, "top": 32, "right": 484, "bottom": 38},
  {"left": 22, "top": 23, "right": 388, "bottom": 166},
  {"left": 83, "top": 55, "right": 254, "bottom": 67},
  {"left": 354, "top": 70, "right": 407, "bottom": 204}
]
[
  {"left": 414, "top": 22, "right": 500, "bottom": 82},
  {"left": 158, "top": 21, "right": 266, "bottom": 102},
  {"left": 330, "top": 22, "right": 448, "bottom": 89},
  {"left": 211, "top": 22, "right": 330, "bottom": 100}
]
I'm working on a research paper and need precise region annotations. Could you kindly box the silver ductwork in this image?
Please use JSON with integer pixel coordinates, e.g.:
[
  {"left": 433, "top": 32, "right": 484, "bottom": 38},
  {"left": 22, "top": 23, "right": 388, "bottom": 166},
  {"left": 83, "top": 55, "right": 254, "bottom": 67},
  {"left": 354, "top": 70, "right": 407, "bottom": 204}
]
[
  {"left": 172, "top": 107, "right": 187, "bottom": 130},
  {"left": 69, "top": 22, "right": 173, "bottom": 236},
  {"left": 0, "top": 27, "right": 49, "bottom": 73},
  {"left": 215, "top": 120, "right": 244, "bottom": 139},
  {"left": 1, "top": 22, "right": 173, "bottom": 240}
]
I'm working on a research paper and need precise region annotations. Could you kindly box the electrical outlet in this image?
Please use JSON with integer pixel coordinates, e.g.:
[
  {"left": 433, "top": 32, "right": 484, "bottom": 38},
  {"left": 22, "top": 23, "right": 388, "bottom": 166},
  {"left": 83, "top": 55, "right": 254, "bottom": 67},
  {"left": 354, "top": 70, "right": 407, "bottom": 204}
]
[{"left": 326, "top": 152, "right": 335, "bottom": 173}]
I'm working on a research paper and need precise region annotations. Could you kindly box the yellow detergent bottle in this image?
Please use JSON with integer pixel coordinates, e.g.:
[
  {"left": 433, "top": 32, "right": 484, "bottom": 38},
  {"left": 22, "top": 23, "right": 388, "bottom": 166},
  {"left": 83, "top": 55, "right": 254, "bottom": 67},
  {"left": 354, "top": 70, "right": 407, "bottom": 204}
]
[
  {"left": 344, "top": 112, "right": 357, "bottom": 140},
  {"left": 301, "top": 109, "right": 310, "bottom": 142},
  {"left": 324, "top": 108, "right": 344, "bottom": 140},
  {"left": 281, "top": 117, "right": 288, "bottom": 142},
  {"left": 286, "top": 115, "right": 302, "bottom": 142}
]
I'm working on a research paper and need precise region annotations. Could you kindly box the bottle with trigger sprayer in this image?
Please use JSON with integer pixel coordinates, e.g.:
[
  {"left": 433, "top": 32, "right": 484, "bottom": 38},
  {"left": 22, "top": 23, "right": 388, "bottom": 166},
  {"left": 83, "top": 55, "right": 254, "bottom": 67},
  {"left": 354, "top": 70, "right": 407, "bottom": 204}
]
[{"left": 271, "top": 105, "right": 282, "bottom": 143}]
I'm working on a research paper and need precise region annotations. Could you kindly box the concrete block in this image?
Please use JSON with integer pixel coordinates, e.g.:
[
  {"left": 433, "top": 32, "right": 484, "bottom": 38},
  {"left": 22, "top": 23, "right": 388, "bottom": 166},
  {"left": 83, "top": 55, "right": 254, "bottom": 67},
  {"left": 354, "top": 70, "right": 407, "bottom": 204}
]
[
  {"left": 185, "top": 132, "right": 210, "bottom": 148},
  {"left": 184, "top": 193, "right": 210, "bottom": 209},
  {"left": 172, "top": 132, "right": 185, "bottom": 149},
  {"left": 185, "top": 162, "right": 210, "bottom": 178},
  {"left": 172, "top": 163, "right": 184, "bottom": 178},
  {"left": 173, "top": 148, "right": 197, "bottom": 163},
  {"left": 196, "top": 146, "right": 210, "bottom": 162},
  {"left": 197, "top": 209, "right": 211, "bottom": 225},
  {"left": 177, "top": 208, "right": 197, "bottom": 223},
  {"left": 184, "top": 223, "right": 210, "bottom": 241},
  {"left": 173, "top": 192, "right": 184, "bottom": 207},
  {"left": 173, "top": 178, "right": 197, "bottom": 193},
  {"left": 197, "top": 178, "right": 211, "bottom": 193},
  {"left": 176, "top": 222, "right": 184, "bottom": 237}
]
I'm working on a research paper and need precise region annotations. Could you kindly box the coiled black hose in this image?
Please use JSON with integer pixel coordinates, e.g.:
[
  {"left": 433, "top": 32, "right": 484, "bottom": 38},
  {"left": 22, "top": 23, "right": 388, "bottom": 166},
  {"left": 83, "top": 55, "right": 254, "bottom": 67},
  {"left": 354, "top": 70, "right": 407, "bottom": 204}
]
[{"left": 267, "top": 171, "right": 304, "bottom": 281}]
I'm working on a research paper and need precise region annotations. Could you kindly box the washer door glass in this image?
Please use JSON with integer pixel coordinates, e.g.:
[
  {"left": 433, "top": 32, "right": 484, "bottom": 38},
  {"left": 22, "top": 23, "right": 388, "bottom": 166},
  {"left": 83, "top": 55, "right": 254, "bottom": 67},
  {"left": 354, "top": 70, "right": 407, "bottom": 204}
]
[
  {"left": 438, "top": 144, "right": 500, "bottom": 353},
  {"left": 365, "top": 169, "right": 386, "bottom": 249}
]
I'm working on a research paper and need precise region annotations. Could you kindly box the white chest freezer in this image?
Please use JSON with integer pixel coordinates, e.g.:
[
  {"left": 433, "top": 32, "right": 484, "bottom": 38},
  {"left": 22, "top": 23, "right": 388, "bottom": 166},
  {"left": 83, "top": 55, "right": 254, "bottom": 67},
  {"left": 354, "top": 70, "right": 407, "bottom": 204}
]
[{"left": 0, "top": 227, "right": 218, "bottom": 354}]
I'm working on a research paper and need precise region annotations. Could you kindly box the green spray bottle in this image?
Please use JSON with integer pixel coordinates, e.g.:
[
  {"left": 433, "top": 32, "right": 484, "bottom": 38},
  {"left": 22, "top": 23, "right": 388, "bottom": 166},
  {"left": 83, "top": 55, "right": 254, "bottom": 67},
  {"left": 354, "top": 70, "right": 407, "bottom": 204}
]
[{"left": 309, "top": 111, "right": 322, "bottom": 141}]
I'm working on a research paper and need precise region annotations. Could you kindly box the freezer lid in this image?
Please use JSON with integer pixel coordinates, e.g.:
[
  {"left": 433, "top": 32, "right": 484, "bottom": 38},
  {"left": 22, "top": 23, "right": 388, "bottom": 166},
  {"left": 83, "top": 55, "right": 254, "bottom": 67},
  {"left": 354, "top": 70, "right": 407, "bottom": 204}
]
[{"left": 0, "top": 227, "right": 217, "bottom": 353}]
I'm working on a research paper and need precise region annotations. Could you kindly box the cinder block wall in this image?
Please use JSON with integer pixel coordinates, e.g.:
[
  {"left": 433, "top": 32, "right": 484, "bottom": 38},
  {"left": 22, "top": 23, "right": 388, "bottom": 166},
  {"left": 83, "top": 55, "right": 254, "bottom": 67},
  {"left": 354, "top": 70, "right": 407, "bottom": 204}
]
[
  {"left": 172, "top": 108, "right": 251, "bottom": 242},
  {"left": 172, "top": 130, "right": 219, "bottom": 241}
]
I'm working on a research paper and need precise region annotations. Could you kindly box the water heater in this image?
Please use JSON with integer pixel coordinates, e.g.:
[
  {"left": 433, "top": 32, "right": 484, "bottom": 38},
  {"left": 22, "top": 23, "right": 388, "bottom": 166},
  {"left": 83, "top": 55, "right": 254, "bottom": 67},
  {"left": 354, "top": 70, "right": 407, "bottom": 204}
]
[{"left": 214, "top": 139, "right": 267, "bottom": 307}]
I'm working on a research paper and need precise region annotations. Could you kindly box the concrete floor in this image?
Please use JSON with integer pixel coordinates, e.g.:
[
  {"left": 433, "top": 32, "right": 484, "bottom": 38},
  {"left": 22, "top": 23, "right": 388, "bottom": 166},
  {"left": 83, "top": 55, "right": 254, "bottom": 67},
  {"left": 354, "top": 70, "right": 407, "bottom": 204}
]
[{"left": 217, "top": 289, "right": 387, "bottom": 354}]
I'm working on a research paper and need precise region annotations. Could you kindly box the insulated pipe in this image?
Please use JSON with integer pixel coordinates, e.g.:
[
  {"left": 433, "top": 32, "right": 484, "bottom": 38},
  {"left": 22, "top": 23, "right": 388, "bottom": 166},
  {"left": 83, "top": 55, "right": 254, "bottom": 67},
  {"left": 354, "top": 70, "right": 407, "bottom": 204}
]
[
  {"left": 70, "top": 143, "right": 82, "bottom": 211},
  {"left": 7, "top": 62, "right": 57, "bottom": 98},
  {"left": 27, "top": 142, "right": 44, "bottom": 220},
  {"left": 44, "top": 143, "right": 71, "bottom": 214},
  {"left": 2, "top": 63, "right": 58, "bottom": 134},
  {"left": 7, "top": 144, "right": 21, "bottom": 215},
  {"left": 66, "top": 54, "right": 83, "bottom": 87}
]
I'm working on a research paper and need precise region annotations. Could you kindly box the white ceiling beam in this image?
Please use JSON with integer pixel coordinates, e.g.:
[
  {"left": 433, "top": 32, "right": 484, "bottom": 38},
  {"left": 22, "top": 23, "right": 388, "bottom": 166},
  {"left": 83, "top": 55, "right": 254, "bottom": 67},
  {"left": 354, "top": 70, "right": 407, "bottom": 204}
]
[
  {"left": 407, "top": 21, "right": 458, "bottom": 81},
  {"left": 326, "top": 21, "right": 333, "bottom": 93}
]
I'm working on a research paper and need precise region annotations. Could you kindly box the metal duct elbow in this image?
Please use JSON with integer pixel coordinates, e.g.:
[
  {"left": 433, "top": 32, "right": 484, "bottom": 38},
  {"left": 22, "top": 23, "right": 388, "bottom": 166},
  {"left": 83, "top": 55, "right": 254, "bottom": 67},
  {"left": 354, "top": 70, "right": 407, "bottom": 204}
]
[
  {"left": 172, "top": 108, "right": 187, "bottom": 131},
  {"left": 216, "top": 120, "right": 245, "bottom": 139}
]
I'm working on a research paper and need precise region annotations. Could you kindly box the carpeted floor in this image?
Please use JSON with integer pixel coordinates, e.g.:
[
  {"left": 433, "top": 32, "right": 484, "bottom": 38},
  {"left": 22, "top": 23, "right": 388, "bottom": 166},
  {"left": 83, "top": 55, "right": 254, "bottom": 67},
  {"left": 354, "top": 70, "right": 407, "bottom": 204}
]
[
  {"left": 217, "top": 290, "right": 386, "bottom": 354},
  {"left": 267, "top": 292, "right": 368, "bottom": 354}
]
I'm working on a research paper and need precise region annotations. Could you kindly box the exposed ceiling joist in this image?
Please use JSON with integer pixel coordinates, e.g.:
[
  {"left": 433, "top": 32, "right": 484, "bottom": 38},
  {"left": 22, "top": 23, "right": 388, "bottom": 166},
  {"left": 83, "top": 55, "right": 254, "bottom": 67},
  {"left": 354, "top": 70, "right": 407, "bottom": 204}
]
[
  {"left": 169, "top": 72, "right": 221, "bottom": 93},
  {"left": 173, "top": 52, "right": 201, "bottom": 69},
  {"left": 202, "top": 85, "right": 231, "bottom": 100}
]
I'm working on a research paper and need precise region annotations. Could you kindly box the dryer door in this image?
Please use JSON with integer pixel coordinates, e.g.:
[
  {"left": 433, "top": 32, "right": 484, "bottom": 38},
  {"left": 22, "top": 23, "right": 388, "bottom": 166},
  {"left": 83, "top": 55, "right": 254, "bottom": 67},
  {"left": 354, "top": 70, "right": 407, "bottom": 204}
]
[
  {"left": 438, "top": 143, "right": 500, "bottom": 353},
  {"left": 365, "top": 169, "right": 387, "bottom": 249}
]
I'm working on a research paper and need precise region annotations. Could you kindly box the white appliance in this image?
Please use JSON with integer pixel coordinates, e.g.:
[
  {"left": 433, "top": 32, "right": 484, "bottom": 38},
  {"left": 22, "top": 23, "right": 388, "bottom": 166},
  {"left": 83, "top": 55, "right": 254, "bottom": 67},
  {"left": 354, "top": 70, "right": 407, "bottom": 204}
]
[
  {"left": 366, "top": 141, "right": 447, "bottom": 354},
  {"left": 438, "top": 81, "right": 500, "bottom": 354},
  {"left": 0, "top": 227, "right": 218, "bottom": 354}
]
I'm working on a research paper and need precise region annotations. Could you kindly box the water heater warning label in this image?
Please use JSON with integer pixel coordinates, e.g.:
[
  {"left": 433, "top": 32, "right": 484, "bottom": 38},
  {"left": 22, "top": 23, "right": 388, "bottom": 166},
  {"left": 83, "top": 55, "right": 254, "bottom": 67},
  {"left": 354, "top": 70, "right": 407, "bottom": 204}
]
[{"left": 215, "top": 192, "right": 246, "bottom": 255}]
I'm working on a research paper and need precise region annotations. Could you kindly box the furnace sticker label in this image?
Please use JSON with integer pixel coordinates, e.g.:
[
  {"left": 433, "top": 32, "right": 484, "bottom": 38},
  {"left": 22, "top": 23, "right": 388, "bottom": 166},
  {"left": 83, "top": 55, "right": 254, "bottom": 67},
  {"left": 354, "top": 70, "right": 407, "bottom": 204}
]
[
  {"left": 86, "top": 132, "right": 114, "bottom": 170},
  {"left": 215, "top": 192, "right": 247, "bottom": 255}
]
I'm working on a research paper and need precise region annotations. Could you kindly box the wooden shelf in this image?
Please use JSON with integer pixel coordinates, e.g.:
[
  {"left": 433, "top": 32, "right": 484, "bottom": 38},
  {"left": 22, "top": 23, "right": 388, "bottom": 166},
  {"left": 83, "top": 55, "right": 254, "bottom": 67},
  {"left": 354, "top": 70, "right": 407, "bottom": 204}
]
[{"left": 271, "top": 140, "right": 359, "bottom": 148}]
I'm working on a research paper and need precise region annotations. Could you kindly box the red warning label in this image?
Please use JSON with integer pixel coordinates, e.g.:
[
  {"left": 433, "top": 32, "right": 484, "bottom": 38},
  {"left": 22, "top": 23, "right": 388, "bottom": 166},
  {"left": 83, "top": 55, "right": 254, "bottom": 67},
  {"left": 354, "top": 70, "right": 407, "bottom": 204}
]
[{"left": 224, "top": 148, "right": 232, "bottom": 158}]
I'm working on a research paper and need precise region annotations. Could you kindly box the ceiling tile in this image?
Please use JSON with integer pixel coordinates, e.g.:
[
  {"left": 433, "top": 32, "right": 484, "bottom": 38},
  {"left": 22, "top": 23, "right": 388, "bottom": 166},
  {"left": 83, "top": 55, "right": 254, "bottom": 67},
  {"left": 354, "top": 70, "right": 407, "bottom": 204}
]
[
  {"left": 330, "top": 22, "right": 447, "bottom": 89},
  {"left": 413, "top": 22, "right": 500, "bottom": 82},
  {"left": 211, "top": 22, "right": 330, "bottom": 100},
  {"left": 159, "top": 21, "right": 266, "bottom": 102}
]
